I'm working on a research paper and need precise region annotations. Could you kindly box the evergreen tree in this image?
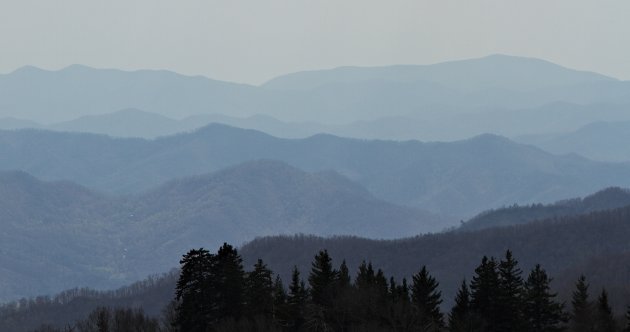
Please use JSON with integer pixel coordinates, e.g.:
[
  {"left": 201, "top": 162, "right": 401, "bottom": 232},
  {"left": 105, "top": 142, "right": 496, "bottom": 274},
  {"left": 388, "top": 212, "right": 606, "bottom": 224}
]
[
  {"left": 355, "top": 261, "right": 376, "bottom": 291},
  {"left": 244, "top": 259, "right": 274, "bottom": 318},
  {"left": 522, "top": 264, "right": 565, "bottom": 332},
  {"left": 287, "top": 266, "right": 308, "bottom": 330},
  {"left": 400, "top": 278, "right": 410, "bottom": 302},
  {"left": 308, "top": 249, "right": 339, "bottom": 308},
  {"left": 272, "top": 275, "right": 288, "bottom": 325},
  {"left": 594, "top": 289, "right": 615, "bottom": 332},
  {"left": 352, "top": 261, "right": 390, "bottom": 328},
  {"left": 389, "top": 277, "right": 398, "bottom": 302},
  {"left": 448, "top": 279, "right": 473, "bottom": 332},
  {"left": 212, "top": 243, "right": 246, "bottom": 323},
  {"left": 338, "top": 260, "right": 351, "bottom": 289},
  {"left": 174, "top": 248, "right": 214, "bottom": 332},
  {"left": 497, "top": 250, "right": 525, "bottom": 332},
  {"left": 411, "top": 265, "right": 445, "bottom": 331},
  {"left": 375, "top": 269, "right": 390, "bottom": 301},
  {"left": 570, "top": 275, "right": 593, "bottom": 332},
  {"left": 470, "top": 256, "right": 500, "bottom": 332}
]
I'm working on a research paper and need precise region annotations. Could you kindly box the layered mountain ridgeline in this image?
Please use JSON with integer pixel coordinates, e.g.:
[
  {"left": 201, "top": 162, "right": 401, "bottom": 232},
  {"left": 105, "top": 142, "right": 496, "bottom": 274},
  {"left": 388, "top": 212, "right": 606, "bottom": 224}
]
[
  {"left": 239, "top": 205, "right": 630, "bottom": 311},
  {"left": 2, "top": 55, "right": 629, "bottom": 130},
  {"left": 4, "top": 125, "right": 630, "bottom": 217},
  {"left": 0, "top": 161, "right": 442, "bottom": 301},
  {"left": 5, "top": 203, "right": 630, "bottom": 330},
  {"left": 0, "top": 110, "right": 328, "bottom": 140},
  {"left": 460, "top": 187, "right": 630, "bottom": 231},
  {"left": 0, "top": 272, "right": 177, "bottom": 332},
  {"left": 5, "top": 101, "right": 630, "bottom": 145},
  {"left": 518, "top": 120, "right": 630, "bottom": 162},
  {"left": 263, "top": 54, "right": 614, "bottom": 92}
]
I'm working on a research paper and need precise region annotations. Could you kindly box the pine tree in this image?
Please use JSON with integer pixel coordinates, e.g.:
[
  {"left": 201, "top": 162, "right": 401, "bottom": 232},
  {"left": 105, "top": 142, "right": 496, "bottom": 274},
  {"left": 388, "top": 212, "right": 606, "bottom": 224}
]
[
  {"left": 212, "top": 243, "right": 245, "bottom": 323},
  {"left": 355, "top": 261, "right": 375, "bottom": 291},
  {"left": 287, "top": 266, "right": 308, "bottom": 330},
  {"left": 594, "top": 289, "right": 615, "bottom": 332},
  {"left": 470, "top": 256, "right": 500, "bottom": 332},
  {"left": 522, "top": 264, "right": 565, "bottom": 332},
  {"left": 411, "top": 265, "right": 445, "bottom": 331},
  {"left": 497, "top": 250, "right": 525, "bottom": 332},
  {"left": 174, "top": 248, "right": 214, "bottom": 332},
  {"left": 308, "top": 249, "right": 339, "bottom": 308},
  {"left": 375, "top": 269, "right": 390, "bottom": 300},
  {"left": 448, "top": 279, "right": 473, "bottom": 332},
  {"left": 244, "top": 259, "right": 274, "bottom": 318},
  {"left": 272, "top": 275, "right": 288, "bottom": 325},
  {"left": 400, "top": 278, "right": 410, "bottom": 302},
  {"left": 338, "top": 260, "right": 351, "bottom": 289},
  {"left": 570, "top": 275, "right": 593, "bottom": 332}
]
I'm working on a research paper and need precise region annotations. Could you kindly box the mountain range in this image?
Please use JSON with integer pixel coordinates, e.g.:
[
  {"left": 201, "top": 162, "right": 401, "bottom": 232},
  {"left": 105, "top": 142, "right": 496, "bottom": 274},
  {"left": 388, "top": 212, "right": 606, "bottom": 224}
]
[
  {"left": 239, "top": 204, "right": 630, "bottom": 313},
  {"left": 5, "top": 191, "right": 630, "bottom": 330},
  {"left": 4, "top": 125, "right": 630, "bottom": 217},
  {"left": 517, "top": 120, "right": 630, "bottom": 162},
  {"left": 461, "top": 187, "right": 630, "bottom": 231},
  {"left": 2, "top": 55, "right": 630, "bottom": 140},
  {"left": 0, "top": 161, "right": 443, "bottom": 301}
]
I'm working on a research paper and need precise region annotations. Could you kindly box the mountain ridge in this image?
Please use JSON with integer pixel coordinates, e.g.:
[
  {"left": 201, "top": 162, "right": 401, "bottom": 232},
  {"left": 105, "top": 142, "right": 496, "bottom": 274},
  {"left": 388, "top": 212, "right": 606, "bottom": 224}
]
[
  {"left": 0, "top": 160, "right": 444, "bottom": 301},
  {"left": 3, "top": 124, "right": 630, "bottom": 217}
]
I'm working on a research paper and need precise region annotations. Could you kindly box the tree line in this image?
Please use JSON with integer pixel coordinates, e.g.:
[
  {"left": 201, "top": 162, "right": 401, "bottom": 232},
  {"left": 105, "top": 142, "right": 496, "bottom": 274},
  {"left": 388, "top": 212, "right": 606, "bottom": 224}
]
[{"left": 32, "top": 243, "right": 630, "bottom": 331}]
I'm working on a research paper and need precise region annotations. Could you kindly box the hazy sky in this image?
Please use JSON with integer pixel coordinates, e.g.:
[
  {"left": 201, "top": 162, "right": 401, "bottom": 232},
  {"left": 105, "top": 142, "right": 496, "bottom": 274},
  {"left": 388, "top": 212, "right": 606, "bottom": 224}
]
[{"left": 1, "top": 0, "right": 629, "bottom": 84}]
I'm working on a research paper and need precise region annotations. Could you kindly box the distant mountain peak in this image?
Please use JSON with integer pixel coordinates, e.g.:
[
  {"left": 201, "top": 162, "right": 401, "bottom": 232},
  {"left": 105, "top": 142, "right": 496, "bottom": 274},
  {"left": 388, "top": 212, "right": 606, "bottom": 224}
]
[{"left": 263, "top": 54, "right": 616, "bottom": 92}]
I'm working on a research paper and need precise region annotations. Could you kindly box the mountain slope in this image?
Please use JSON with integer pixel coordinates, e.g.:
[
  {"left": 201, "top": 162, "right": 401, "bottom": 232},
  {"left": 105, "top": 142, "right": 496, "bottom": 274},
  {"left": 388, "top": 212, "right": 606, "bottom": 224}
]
[
  {"left": 50, "top": 109, "right": 184, "bottom": 138},
  {"left": 2, "top": 55, "right": 629, "bottom": 125},
  {"left": 240, "top": 205, "right": 630, "bottom": 312},
  {"left": 7, "top": 201, "right": 630, "bottom": 330},
  {"left": 263, "top": 54, "right": 615, "bottom": 92},
  {"left": 518, "top": 120, "right": 630, "bottom": 162},
  {"left": 0, "top": 161, "right": 442, "bottom": 301},
  {"left": 3, "top": 125, "right": 630, "bottom": 217},
  {"left": 460, "top": 187, "right": 630, "bottom": 231},
  {"left": 0, "top": 64, "right": 265, "bottom": 122}
]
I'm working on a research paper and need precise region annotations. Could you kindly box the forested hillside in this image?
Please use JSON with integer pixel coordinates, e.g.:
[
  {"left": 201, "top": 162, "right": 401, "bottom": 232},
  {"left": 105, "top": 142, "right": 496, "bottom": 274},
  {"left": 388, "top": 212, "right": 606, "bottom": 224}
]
[
  {"left": 240, "top": 205, "right": 630, "bottom": 311},
  {"left": 0, "top": 161, "right": 442, "bottom": 301},
  {"left": 0, "top": 272, "right": 177, "bottom": 332},
  {"left": 461, "top": 187, "right": 630, "bottom": 231}
]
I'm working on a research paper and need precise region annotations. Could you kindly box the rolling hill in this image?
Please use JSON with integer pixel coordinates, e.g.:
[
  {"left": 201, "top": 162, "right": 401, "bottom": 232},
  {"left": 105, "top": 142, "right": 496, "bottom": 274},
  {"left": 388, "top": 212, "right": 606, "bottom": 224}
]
[
  {"left": 6, "top": 197, "right": 630, "bottom": 330},
  {"left": 239, "top": 204, "right": 630, "bottom": 313},
  {"left": 0, "top": 161, "right": 442, "bottom": 301},
  {"left": 460, "top": 187, "right": 630, "bottom": 231},
  {"left": 518, "top": 120, "right": 630, "bottom": 162}
]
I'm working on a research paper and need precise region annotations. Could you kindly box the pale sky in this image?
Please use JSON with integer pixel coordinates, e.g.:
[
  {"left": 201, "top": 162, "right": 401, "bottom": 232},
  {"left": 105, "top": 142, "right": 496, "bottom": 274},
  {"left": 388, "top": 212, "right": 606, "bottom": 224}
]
[{"left": 1, "top": 0, "right": 629, "bottom": 84}]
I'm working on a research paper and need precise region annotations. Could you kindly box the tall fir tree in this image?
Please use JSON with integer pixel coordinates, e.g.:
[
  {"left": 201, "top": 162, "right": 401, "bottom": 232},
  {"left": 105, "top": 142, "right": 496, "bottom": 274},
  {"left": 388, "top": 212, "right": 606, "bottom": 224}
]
[
  {"left": 594, "top": 289, "right": 616, "bottom": 332},
  {"left": 448, "top": 279, "right": 474, "bottom": 332},
  {"left": 244, "top": 259, "right": 274, "bottom": 318},
  {"left": 522, "top": 264, "right": 565, "bottom": 332},
  {"left": 174, "top": 248, "right": 214, "bottom": 332},
  {"left": 338, "top": 260, "right": 351, "bottom": 289},
  {"left": 497, "top": 250, "right": 525, "bottom": 332},
  {"left": 308, "top": 249, "right": 339, "bottom": 308},
  {"left": 272, "top": 275, "right": 288, "bottom": 326},
  {"left": 470, "top": 256, "right": 500, "bottom": 332},
  {"left": 287, "top": 266, "right": 308, "bottom": 330},
  {"left": 411, "top": 266, "right": 445, "bottom": 331},
  {"left": 212, "top": 243, "right": 245, "bottom": 323},
  {"left": 355, "top": 261, "right": 376, "bottom": 291},
  {"left": 570, "top": 275, "right": 593, "bottom": 332}
]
